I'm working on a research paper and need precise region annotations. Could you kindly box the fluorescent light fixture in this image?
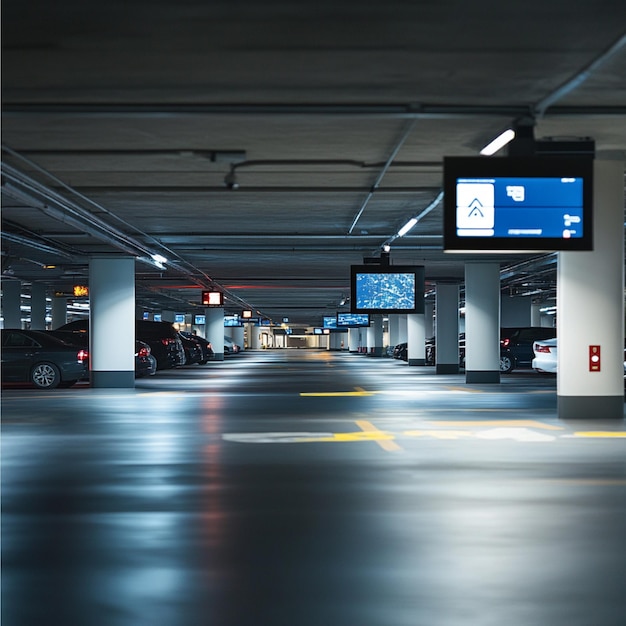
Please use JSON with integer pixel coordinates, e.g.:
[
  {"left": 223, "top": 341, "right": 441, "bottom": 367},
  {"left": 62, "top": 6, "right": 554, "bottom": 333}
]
[
  {"left": 480, "top": 129, "right": 516, "bottom": 156},
  {"left": 151, "top": 254, "right": 167, "bottom": 264},
  {"left": 397, "top": 217, "right": 418, "bottom": 237}
]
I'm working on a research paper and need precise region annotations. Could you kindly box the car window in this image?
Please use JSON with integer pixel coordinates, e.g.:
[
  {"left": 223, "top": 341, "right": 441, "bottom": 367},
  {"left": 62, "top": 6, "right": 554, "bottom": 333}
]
[{"left": 3, "top": 332, "right": 39, "bottom": 348}]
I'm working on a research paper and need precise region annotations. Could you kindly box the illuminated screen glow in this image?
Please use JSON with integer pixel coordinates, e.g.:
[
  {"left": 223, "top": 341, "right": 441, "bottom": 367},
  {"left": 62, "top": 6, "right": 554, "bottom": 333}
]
[
  {"left": 350, "top": 265, "right": 424, "bottom": 314},
  {"left": 337, "top": 313, "right": 370, "bottom": 327},
  {"left": 443, "top": 156, "right": 593, "bottom": 252}
]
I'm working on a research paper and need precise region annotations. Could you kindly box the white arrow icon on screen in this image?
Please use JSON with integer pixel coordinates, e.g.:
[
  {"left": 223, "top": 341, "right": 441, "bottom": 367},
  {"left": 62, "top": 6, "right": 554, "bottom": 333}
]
[{"left": 467, "top": 198, "right": 484, "bottom": 218}]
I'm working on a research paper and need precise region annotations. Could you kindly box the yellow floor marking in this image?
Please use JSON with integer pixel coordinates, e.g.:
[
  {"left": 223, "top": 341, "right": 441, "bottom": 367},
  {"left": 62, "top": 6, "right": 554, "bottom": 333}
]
[
  {"left": 355, "top": 420, "right": 403, "bottom": 452},
  {"left": 430, "top": 420, "right": 563, "bottom": 430},
  {"left": 571, "top": 431, "right": 626, "bottom": 438}
]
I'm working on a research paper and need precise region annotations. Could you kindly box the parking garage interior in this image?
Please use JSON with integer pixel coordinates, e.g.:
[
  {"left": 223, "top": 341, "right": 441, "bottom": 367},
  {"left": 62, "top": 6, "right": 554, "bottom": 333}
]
[{"left": 2, "top": 3, "right": 626, "bottom": 625}]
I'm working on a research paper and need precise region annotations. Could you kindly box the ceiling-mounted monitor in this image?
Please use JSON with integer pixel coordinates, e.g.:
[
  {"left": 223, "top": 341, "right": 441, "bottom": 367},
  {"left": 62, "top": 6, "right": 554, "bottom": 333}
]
[
  {"left": 337, "top": 312, "right": 370, "bottom": 327},
  {"left": 443, "top": 156, "right": 593, "bottom": 252},
  {"left": 350, "top": 265, "right": 424, "bottom": 314},
  {"left": 323, "top": 316, "right": 338, "bottom": 329}
]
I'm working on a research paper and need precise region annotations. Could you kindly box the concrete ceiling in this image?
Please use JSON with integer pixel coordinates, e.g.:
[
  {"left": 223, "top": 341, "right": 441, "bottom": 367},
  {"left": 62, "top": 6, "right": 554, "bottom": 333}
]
[{"left": 2, "top": 1, "right": 625, "bottom": 326}]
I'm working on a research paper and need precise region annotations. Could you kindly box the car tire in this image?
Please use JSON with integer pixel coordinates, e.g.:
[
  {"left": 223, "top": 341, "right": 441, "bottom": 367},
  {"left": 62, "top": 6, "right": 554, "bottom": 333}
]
[
  {"left": 500, "top": 354, "right": 514, "bottom": 374},
  {"left": 31, "top": 362, "right": 61, "bottom": 389}
]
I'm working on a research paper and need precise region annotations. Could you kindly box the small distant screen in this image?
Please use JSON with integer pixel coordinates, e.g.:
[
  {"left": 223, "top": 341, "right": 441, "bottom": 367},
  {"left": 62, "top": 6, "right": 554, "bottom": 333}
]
[
  {"left": 175, "top": 314, "right": 185, "bottom": 324},
  {"left": 194, "top": 315, "right": 206, "bottom": 325},
  {"left": 337, "top": 313, "right": 370, "bottom": 327},
  {"left": 323, "top": 316, "right": 337, "bottom": 329}
]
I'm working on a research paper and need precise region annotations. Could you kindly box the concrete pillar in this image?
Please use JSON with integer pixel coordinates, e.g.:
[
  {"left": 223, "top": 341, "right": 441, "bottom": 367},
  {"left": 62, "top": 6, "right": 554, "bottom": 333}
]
[
  {"left": 348, "top": 328, "right": 359, "bottom": 352},
  {"left": 2, "top": 279, "right": 22, "bottom": 328},
  {"left": 407, "top": 313, "right": 426, "bottom": 366},
  {"left": 51, "top": 296, "right": 68, "bottom": 329},
  {"left": 206, "top": 307, "right": 224, "bottom": 360},
  {"left": 465, "top": 262, "right": 501, "bottom": 383},
  {"left": 248, "top": 323, "right": 261, "bottom": 349},
  {"left": 368, "top": 315, "right": 384, "bottom": 356},
  {"left": 388, "top": 315, "right": 400, "bottom": 349},
  {"left": 424, "top": 302, "right": 435, "bottom": 338},
  {"left": 435, "top": 284, "right": 459, "bottom": 374},
  {"left": 89, "top": 256, "right": 135, "bottom": 388},
  {"left": 557, "top": 158, "right": 624, "bottom": 420},
  {"left": 30, "top": 283, "right": 47, "bottom": 330},
  {"left": 231, "top": 325, "right": 245, "bottom": 351},
  {"left": 501, "top": 295, "right": 531, "bottom": 326}
]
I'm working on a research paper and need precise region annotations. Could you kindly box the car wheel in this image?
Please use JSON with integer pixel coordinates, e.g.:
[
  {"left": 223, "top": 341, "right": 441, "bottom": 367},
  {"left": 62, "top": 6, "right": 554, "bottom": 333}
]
[
  {"left": 500, "top": 354, "right": 514, "bottom": 374},
  {"left": 31, "top": 362, "right": 61, "bottom": 389}
]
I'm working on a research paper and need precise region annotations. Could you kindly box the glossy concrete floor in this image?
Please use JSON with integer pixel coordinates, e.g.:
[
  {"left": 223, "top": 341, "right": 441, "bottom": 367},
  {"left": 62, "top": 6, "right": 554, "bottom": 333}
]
[{"left": 2, "top": 349, "right": 626, "bottom": 626}]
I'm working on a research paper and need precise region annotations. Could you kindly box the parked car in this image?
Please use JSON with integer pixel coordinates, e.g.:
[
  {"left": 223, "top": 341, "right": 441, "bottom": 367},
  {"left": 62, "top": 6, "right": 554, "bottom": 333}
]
[
  {"left": 1, "top": 328, "right": 89, "bottom": 389},
  {"left": 135, "top": 340, "right": 157, "bottom": 377},
  {"left": 531, "top": 338, "right": 558, "bottom": 374},
  {"left": 424, "top": 333, "right": 465, "bottom": 366},
  {"left": 500, "top": 327, "right": 557, "bottom": 373},
  {"left": 393, "top": 342, "right": 408, "bottom": 361},
  {"left": 224, "top": 334, "right": 241, "bottom": 354},
  {"left": 180, "top": 332, "right": 214, "bottom": 364},
  {"left": 55, "top": 319, "right": 185, "bottom": 370},
  {"left": 178, "top": 331, "right": 203, "bottom": 365}
]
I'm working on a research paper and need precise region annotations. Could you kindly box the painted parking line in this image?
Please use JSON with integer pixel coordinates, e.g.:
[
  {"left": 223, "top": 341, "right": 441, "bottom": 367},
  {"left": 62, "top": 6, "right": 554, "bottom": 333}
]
[
  {"left": 355, "top": 419, "right": 403, "bottom": 452},
  {"left": 223, "top": 426, "right": 626, "bottom": 445}
]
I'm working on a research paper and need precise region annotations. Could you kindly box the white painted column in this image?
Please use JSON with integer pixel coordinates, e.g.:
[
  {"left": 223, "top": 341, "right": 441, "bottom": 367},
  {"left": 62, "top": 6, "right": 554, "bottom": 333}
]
[
  {"left": 206, "top": 307, "right": 225, "bottom": 360},
  {"left": 231, "top": 325, "right": 245, "bottom": 351},
  {"left": 51, "top": 296, "right": 68, "bottom": 329},
  {"left": 397, "top": 314, "right": 408, "bottom": 343},
  {"left": 557, "top": 158, "right": 624, "bottom": 420},
  {"left": 435, "top": 284, "right": 459, "bottom": 374},
  {"left": 369, "top": 315, "right": 384, "bottom": 357},
  {"left": 248, "top": 323, "right": 261, "bottom": 349},
  {"left": 465, "top": 262, "right": 501, "bottom": 383},
  {"left": 348, "top": 328, "right": 359, "bottom": 352},
  {"left": 1, "top": 279, "right": 22, "bottom": 328},
  {"left": 407, "top": 313, "right": 426, "bottom": 366},
  {"left": 90, "top": 256, "right": 135, "bottom": 388}
]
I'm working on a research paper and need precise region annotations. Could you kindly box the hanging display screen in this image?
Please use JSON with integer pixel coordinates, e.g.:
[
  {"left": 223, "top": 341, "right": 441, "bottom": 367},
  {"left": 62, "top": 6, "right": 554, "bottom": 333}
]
[{"left": 443, "top": 156, "right": 593, "bottom": 252}]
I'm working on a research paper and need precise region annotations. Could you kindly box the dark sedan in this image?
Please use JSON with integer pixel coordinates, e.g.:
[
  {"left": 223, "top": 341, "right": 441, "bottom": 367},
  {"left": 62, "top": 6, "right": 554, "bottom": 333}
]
[
  {"left": 180, "top": 332, "right": 214, "bottom": 364},
  {"left": 1, "top": 328, "right": 89, "bottom": 389}
]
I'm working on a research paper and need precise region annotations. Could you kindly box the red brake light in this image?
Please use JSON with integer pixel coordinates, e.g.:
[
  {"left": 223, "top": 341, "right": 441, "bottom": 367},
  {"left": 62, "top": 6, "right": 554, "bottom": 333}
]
[
  {"left": 535, "top": 344, "right": 552, "bottom": 354},
  {"left": 161, "top": 338, "right": 173, "bottom": 346},
  {"left": 137, "top": 346, "right": 150, "bottom": 357},
  {"left": 501, "top": 338, "right": 510, "bottom": 347},
  {"left": 77, "top": 349, "right": 89, "bottom": 362}
]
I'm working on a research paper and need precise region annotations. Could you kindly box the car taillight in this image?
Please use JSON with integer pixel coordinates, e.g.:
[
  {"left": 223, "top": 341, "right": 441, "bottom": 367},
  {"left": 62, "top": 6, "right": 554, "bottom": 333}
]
[
  {"left": 77, "top": 349, "right": 89, "bottom": 362},
  {"left": 137, "top": 346, "right": 150, "bottom": 357},
  {"left": 534, "top": 344, "right": 552, "bottom": 353},
  {"left": 161, "top": 338, "right": 174, "bottom": 346},
  {"left": 501, "top": 338, "right": 510, "bottom": 347}
]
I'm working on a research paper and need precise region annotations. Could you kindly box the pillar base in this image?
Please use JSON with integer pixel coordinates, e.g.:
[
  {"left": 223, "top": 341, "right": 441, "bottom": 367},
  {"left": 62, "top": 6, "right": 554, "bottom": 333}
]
[
  {"left": 558, "top": 395, "right": 624, "bottom": 420},
  {"left": 436, "top": 364, "right": 459, "bottom": 374},
  {"left": 214, "top": 352, "right": 225, "bottom": 361},
  {"left": 408, "top": 358, "right": 426, "bottom": 366},
  {"left": 91, "top": 371, "right": 135, "bottom": 388},
  {"left": 465, "top": 370, "right": 500, "bottom": 383}
]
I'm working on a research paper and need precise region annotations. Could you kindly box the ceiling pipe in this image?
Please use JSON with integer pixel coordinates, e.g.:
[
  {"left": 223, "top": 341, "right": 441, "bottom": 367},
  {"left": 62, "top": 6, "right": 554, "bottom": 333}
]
[{"left": 348, "top": 119, "right": 416, "bottom": 234}]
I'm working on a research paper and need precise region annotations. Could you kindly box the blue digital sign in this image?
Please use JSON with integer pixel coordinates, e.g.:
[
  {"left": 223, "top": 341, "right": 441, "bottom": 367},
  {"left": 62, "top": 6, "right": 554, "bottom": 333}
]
[
  {"left": 456, "top": 176, "right": 584, "bottom": 239},
  {"left": 443, "top": 156, "right": 593, "bottom": 252}
]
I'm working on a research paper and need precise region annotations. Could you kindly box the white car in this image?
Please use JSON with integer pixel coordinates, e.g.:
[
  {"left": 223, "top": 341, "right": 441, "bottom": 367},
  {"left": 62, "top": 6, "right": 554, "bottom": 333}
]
[{"left": 532, "top": 338, "right": 557, "bottom": 374}]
